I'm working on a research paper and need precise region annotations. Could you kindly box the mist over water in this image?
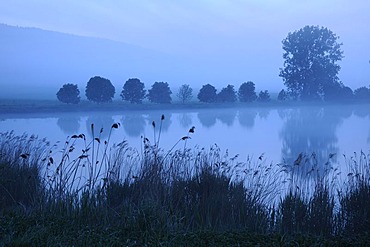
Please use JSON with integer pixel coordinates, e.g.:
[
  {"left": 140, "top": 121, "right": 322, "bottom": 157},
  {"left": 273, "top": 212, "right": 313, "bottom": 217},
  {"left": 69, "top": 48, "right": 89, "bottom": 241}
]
[{"left": 1, "top": 105, "right": 369, "bottom": 170}]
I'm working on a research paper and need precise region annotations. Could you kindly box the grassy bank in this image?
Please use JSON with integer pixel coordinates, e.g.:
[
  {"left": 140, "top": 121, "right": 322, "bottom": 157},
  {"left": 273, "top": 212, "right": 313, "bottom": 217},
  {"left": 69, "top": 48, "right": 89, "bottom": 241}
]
[
  {"left": 2, "top": 98, "right": 369, "bottom": 115},
  {"left": 1, "top": 122, "right": 370, "bottom": 245}
]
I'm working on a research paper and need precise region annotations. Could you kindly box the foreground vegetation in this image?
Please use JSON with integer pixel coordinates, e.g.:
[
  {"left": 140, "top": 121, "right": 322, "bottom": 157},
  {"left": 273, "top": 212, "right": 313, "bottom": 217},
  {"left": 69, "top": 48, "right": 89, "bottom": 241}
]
[{"left": 1, "top": 121, "right": 370, "bottom": 245}]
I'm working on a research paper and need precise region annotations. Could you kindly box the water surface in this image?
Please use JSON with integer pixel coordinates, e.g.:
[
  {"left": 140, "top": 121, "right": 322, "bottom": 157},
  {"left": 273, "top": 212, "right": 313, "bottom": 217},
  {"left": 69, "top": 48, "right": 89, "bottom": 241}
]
[{"left": 1, "top": 105, "right": 369, "bottom": 168}]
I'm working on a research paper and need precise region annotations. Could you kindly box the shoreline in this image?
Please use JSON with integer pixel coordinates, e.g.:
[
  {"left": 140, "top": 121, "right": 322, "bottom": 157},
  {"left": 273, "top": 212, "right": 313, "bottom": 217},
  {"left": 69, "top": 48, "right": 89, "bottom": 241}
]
[{"left": 1, "top": 99, "right": 369, "bottom": 115}]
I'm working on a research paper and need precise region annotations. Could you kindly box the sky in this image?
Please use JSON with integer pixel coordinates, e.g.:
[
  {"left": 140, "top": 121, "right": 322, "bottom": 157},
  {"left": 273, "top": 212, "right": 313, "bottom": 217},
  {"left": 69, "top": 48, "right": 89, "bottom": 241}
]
[{"left": 0, "top": 0, "right": 369, "bottom": 95}]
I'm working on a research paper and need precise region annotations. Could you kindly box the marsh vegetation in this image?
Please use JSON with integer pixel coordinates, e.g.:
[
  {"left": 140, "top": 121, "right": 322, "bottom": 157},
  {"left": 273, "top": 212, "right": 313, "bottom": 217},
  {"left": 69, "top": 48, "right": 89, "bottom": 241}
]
[{"left": 1, "top": 117, "right": 370, "bottom": 245}]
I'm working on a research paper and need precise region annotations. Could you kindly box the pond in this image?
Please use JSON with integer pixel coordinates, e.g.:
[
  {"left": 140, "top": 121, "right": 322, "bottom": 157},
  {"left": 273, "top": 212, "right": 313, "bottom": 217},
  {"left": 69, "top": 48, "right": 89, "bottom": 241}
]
[{"left": 1, "top": 104, "right": 370, "bottom": 169}]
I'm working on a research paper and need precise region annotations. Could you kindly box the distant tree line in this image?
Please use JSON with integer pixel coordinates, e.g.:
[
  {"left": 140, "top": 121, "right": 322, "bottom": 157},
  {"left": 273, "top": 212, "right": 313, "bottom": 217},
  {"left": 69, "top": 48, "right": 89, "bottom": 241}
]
[
  {"left": 56, "top": 77, "right": 274, "bottom": 104},
  {"left": 56, "top": 25, "right": 370, "bottom": 104}
]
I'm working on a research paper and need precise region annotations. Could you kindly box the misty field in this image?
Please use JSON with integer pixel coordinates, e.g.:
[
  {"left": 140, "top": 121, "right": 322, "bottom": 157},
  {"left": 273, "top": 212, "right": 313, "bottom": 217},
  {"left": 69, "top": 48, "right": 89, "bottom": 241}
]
[{"left": 1, "top": 118, "right": 370, "bottom": 246}]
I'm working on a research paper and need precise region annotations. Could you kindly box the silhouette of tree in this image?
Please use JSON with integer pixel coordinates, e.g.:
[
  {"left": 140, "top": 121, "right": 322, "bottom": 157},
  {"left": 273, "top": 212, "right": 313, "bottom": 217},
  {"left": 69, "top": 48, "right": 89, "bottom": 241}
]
[
  {"left": 258, "top": 90, "right": 271, "bottom": 102},
  {"left": 85, "top": 76, "right": 115, "bottom": 103},
  {"left": 354, "top": 86, "right": 370, "bottom": 101},
  {"left": 198, "top": 84, "right": 217, "bottom": 103},
  {"left": 278, "top": 89, "right": 288, "bottom": 101},
  {"left": 217, "top": 84, "right": 237, "bottom": 103},
  {"left": 120, "top": 78, "right": 146, "bottom": 104},
  {"left": 177, "top": 84, "right": 193, "bottom": 103},
  {"left": 279, "top": 26, "right": 343, "bottom": 100},
  {"left": 56, "top": 83, "right": 80, "bottom": 104},
  {"left": 238, "top": 81, "right": 257, "bottom": 102},
  {"left": 325, "top": 84, "right": 354, "bottom": 101},
  {"left": 147, "top": 82, "right": 172, "bottom": 103}
]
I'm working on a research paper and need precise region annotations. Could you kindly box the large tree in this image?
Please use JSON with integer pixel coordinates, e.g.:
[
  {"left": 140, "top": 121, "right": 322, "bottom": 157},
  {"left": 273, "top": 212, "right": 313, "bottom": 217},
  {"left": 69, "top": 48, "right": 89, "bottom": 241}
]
[
  {"left": 217, "top": 84, "right": 236, "bottom": 103},
  {"left": 198, "top": 84, "right": 217, "bottom": 103},
  {"left": 56, "top": 83, "right": 80, "bottom": 104},
  {"left": 85, "top": 76, "right": 115, "bottom": 103},
  {"left": 147, "top": 82, "right": 172, "bottom": 103},
  {"left": 177, "top": 84, "right": 193, "bottom": 103},
  {"left": 238, "top": 81, "right": 257, "bottom": 102},
  {"left": 279, "top": 26, "right": 344, "bottom": 100},
  {"left": 120, "top": 78, "right": 146, "bottom": 104}
]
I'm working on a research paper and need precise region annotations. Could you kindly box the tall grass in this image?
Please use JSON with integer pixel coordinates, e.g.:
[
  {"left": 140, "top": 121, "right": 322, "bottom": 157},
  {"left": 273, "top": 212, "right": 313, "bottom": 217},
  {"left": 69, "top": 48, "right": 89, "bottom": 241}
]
[
  {"left": 1, "top": 118, "right": 370, "bottom": 244},
  {"left": 0, "top": 131, "right": 49, "bottom": 211}
]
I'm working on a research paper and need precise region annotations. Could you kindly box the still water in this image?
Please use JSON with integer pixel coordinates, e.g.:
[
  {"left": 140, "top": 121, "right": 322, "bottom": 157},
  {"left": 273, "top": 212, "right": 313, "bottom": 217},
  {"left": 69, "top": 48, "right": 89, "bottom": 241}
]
[{"left": 1, "top": 105, "right": 370, "bottom": 166}]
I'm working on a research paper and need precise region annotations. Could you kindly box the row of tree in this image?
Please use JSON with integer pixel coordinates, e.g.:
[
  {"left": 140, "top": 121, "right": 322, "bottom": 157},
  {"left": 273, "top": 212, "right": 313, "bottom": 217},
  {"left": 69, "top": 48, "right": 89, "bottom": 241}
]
[
  {"left": 57, "top": 76, "right": 370, "bottom": 105},
  {"left": 56, "top": 77, "right": 272, "bottom": 104},
  {"left": 57, "top": 25, "right": 370, "bottom": 104}
]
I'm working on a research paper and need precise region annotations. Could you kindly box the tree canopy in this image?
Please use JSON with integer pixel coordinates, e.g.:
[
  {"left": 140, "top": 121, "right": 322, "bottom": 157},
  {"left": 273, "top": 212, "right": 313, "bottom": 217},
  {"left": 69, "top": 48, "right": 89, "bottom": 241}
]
[
  {"left": 279, "top": 26, "right": 344, "bottom": 101},
  {"left": 198, "top": 84, "right": 217, "bottom": 103},
  {"left": 120, "top": 78, "right": 146, "bottom": 104},
  {"left": 177, "top": 84, "right": 193, "bottom": 103},
  {"left": 56, "top": 83, "right": 80, "bottom": 104},
  {"left": 85, "top": 76, "right": 115, "bottom": 103},
  {"left": 258, "top": 90, "right": 271, "bottom": 102},
  {"left": 217, "top": 85, "right": 237, "bottom": 103},
  {"left": 277, "top": 89, "right": 288, "bottom": 101},
  {"left": 147, "top": 82, "right": 172, "bottom": 103},
  {"left": 238, "top": 81, "right": 257, "bottom": 102},
  {"left": 354, "top": 86, "right": 370, "bottom": 101}
]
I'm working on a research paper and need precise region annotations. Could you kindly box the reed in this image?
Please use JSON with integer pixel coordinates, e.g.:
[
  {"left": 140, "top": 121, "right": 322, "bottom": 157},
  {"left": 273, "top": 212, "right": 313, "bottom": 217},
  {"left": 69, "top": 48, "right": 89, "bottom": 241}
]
[{"left": 1, "top": 121, "right": 370, "bottom": 245}]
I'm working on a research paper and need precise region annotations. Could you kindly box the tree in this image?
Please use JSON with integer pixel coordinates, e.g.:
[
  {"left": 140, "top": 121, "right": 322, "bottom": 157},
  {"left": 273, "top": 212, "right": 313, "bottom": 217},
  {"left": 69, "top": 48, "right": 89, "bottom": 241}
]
[
  {"left": 56, "top": 83, "right": 80, "bottom": 104},
  {"left": 279, "top": 26, "right": 344, "bottom": 101},
  {"left": 258, "top": 90, "right": 271, "bottom": 102},
  {"left": 278, "top": 89, "right": 288, "bottom": 101},
  {"left": 147, "top": 82, "right": 172, "bottom": 103},
  {"left": 85, "top": 76, "right": 115, "bottom": 103},
  {"left": 120, "top": 78, "right": 146, "bottom": 104},
  {"left": 238, "top": 81, "right": 257, "bottom": 102},
  {"left": 197, "top": 84, "right": 217, "bottom": 103},
  {"left": 177, "top": 84, "right": 193, "bottom": 103},
  {"left": 324, "top": 83, "right": 354, "bottom": 101},
  {"left": 217, "top": 84, "right": 237, "bottom": 103},
  {"left": 354, "top": 86, "right": 370, "bottom": 101}
]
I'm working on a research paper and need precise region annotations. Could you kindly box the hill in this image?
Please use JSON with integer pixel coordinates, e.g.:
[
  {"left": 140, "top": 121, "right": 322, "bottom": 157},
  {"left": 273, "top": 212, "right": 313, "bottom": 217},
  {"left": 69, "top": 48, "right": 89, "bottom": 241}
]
[{"left": 0, "top": 24, "right": 185, "bottom": 99}]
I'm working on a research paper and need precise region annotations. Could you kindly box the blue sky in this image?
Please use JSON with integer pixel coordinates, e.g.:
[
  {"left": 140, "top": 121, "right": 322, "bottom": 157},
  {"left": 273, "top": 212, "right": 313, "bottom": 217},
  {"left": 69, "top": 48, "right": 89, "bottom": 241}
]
[{"left": 0, "top": 0, "right": 369, "bottom": 92}]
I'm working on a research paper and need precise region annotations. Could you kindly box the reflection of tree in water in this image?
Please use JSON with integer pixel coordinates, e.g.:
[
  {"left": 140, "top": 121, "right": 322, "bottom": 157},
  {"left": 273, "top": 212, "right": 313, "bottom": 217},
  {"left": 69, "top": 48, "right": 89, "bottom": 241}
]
[
  {"left": 238, "top": 109, "right": 257, "bottom": 129},
  {"left": 277, "top": 108, "right": 292, "bottom": 120},
  {"left": 353, "top": 106, "right": 370, "bottom": 118},
  {"left": 122, "top": 114, "right": 146, "bottom": 137},
  {"left": 216, "top": 109, "right": 237, "bottom": 126},
  {"left": 178, "top": 113, "right": 193, "bottom": 128},
  {"left": 197, "top": 111, "right": 217, "bottom": 128},
  {"left": 57, "top": 116, "right": 80, "bottom": 134},
  {"left": 147, "top": 113, "right": 172, "bottom": 133},
  {"left": 258, "top": 108, "right": 270, "bottom": 120},
  {"left": 280, "top": 106, "right": 349, "bottom": 177},
  {"left": 86, "top": 115, "right": 115, "bottom": 139}
]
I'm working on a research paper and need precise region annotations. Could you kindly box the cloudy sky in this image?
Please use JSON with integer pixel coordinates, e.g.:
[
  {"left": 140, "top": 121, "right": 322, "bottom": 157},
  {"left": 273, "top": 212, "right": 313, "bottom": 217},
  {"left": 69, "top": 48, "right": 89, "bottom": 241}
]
[{"left": 1, "top": 0, "right": 369, "bottom": 92}]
